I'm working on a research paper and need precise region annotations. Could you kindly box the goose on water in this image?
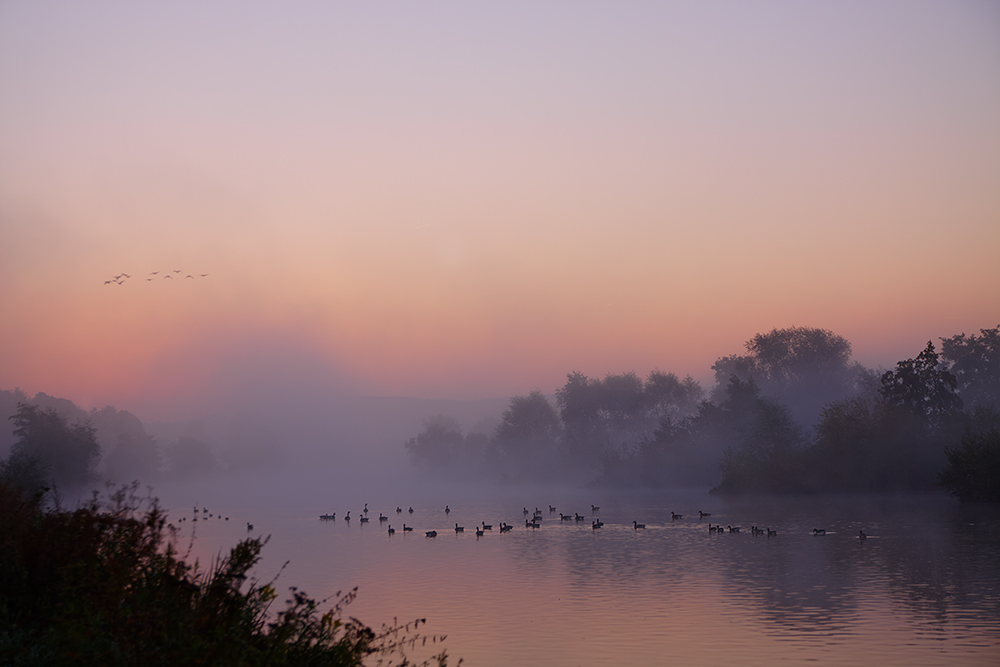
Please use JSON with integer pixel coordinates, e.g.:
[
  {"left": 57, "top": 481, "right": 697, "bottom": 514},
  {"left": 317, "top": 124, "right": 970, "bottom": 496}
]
[
  {"left": 813, "top": 528, "right": 826, "bottom": 535},
  {"left": 482, "top": 521, "right": 493, "bottom": 530},
  {"left": 859, "top": 530, "right": 867, "bottom": 540},
  {"left": 402, "top": 524, "right": 413, "bottom": 532},
  {"left": 633, "top": 520, "right": 646, "bottom": 529},
  {"left": 455, "top": 523, "right": 464, "bottom": 532},
  {"left": 699, "top": 511, "right": 711, "bottom": 518},
  {"left": 591, "top": 505, "right": 600, "bottom": 511},
  {"left": 475, "top": 527, "right": 485, "bottom": 537},
  {"left": 426, "top": 530, "right": 437, "bottom": 537},
  {"left": 671, "top": 512, "right": 684, "bottom": 520},
  {"left": 388, "top": 526, "right": 395, "bottom": 535}
]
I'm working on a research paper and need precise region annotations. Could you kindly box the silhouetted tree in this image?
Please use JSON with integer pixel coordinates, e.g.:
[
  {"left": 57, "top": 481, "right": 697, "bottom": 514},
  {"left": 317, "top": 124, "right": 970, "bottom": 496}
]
[
  {"left": 404, "top": 414, "right": 486, "bottom": 471},
  {"left": 711, "top": 327, "right": 876, "bottom": 426},
  {"left": 711, "top": 378, "right": 808, "bottom": 494},
  {"left": 8, "top": 403, "right": 100, "bottom": 490},
  {"left": 880, "top": 341, "right": 962, "bottom": 427},
  {"left": 488, "top": 391, "right": 561, "bottom": 479},
  {"left": 940, "top": 326, "right": 1000, "bottom": 411}
]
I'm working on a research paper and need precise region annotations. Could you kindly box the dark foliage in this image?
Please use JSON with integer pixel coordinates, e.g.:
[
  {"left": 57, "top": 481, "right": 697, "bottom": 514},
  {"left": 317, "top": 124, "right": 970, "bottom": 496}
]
[
  {"left": 940, "top": 326, "right": 1000, "bottom": 411},
  {"left": 8, "top": 403, "right": 101, "bottom": 491},
  {"left": 0, "top": 482, "right": 452, "bottom": 667},
  {"left": 879, "top": 341, "right": 962, "bottom": 426},
  {"left": 939, "top": 412, "right": 1000, "bottom": 503}
]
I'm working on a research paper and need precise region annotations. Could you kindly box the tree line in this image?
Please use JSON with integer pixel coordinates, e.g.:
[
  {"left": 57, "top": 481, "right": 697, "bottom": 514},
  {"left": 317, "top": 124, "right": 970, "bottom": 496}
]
[
  {"left": 404, "top": 326, "right": 1000, "bottom": 501},
  {"left": 0, "top": 391, "right": 225, "bottom": 500}
]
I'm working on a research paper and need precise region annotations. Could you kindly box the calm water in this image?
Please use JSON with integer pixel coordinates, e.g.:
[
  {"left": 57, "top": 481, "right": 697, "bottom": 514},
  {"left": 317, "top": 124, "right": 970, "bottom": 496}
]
[{"left": 161, "top": 481, "right": 1000, "bottom": 666}]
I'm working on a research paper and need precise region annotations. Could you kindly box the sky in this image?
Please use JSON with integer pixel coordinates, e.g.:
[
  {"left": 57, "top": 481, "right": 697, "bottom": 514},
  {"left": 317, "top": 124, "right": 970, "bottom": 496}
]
[{"left": 1, "top": 1, "right": 998, "bottom": 423}]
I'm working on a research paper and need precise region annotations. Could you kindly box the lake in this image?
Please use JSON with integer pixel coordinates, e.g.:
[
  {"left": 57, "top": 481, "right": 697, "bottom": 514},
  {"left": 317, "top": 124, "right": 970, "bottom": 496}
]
[{"left": 156, "top": 476, "right": 1000, "bottom": 666}]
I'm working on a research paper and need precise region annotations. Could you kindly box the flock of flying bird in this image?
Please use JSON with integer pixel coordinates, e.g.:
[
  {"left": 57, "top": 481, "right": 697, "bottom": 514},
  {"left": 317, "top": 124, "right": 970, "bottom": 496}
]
[
  {"left": 313, "top": 504, "right": 866, "bottom": 539},
  {"left": 103, "top": 270, "right": 209, "bottom": 285}
]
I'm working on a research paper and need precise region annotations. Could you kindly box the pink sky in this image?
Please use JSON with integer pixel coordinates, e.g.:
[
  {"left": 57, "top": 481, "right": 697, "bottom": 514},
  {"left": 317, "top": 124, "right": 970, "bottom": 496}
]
[{"left": 1, "top": 2, "right": 998, "bottom": 422}]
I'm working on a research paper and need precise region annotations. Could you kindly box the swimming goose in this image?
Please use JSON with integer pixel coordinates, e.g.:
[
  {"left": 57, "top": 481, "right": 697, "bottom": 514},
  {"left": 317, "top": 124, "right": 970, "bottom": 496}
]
[
  {"left": 859, "top": 530, "right": 867, "bottom": 540},
  {"left": 402, "top": 524, "right": 413, "bottom": 532},
  {"left": 699, "top": 511, "right": 711, "bottom": 518},
  {"left": 409, "top": 507, "right": 414, "bottom": 513},
  {"left": 396, "top": 507, "right": 402, "bottom": 513},
  {"left": 426, "top": 530, "right": 437, "bottom": 537},
  {"left": 813, "top": 528, "right": 826, "bottom": 535},
  {"left": 633, "top": 521, "right": 646, "bottom": 529},
  {"left": 455, "top": 523, "right": 464, "bottom": 533},
  {"left": 671, "top": 512, "right": 684, "bottom": 520},
  {"left": 482, "top": 521, "right": 493, "bottom": 530},
  {"left": 360, "top": 516, "right": 370, "bottom": 523},
  {"left": 591, "top": 505, "right": 600, "bottom": 511},
  {"left": 388, "top": 526, "right": 395, "bottom": 535},
  {"left": 767, "top": 528, "right": 777, "bottom": 537},
  {"left": 727, "top": 525, "right": 740, "bottom": 533},
  {"left": 345, "top": 512, "right": 351, "bottom": 521},
  {"left": 475, "top": 527, "right": 484, "bottom": 537},
  {"left": 379, "top": 513, "right": 388, "bottom": 522},
  {"left": 445, "top": 505, "right": 451, "bottom": 514},
  {"left": 549, "top": 505, "right": 557, "bottom": 512}
]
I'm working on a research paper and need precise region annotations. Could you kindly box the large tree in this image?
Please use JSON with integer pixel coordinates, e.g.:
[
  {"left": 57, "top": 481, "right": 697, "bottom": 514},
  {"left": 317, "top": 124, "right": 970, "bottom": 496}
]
[
  {"left": 940, "top": 326, "right": 1000, "bottom": 411},
  {"left": 711, "top": 326, "right": 875, "bottom": 426},
  {"left": 8, "top": 403, "right": 101, "bottom": 490},
  {"left": 488, "top": 391, "right": 561, "bottom": 479},
  {"left": 880, "top": 341, "right": 962, "bottom": 426}
]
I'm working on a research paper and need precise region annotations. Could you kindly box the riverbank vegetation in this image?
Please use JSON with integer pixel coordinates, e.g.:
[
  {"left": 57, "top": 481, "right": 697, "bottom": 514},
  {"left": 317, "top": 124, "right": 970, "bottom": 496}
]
[
  {"left": 0, "top": 480, "right": 451, "bottom": 667},
  {"left": 405, "top": 326, "right": 1000, "bottom": 500}
]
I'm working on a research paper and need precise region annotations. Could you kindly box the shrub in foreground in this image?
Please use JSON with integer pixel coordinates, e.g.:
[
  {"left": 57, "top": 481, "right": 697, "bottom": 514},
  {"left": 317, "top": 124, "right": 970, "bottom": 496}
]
[{"left": 0, "top": 482, "right": 452, "bottom": 667}]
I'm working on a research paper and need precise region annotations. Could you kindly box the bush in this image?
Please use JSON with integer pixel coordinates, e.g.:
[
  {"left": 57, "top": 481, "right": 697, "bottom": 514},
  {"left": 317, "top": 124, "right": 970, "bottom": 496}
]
[
  {"left": 939, "top": 428, "right": 1000, "bottom": 503},
  {"left": 0, "top": 482, "right": 452, "bottom": 667}
]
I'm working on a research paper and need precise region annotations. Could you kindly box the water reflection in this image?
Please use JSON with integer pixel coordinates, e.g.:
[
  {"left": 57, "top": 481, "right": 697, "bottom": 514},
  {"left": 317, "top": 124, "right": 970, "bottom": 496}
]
[{"left": 160, "top": 484, "right": 1000, "bottom": 667}]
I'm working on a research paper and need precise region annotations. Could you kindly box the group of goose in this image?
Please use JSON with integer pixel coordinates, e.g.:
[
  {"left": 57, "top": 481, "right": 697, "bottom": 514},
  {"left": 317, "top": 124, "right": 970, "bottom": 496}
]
[{"left": 316, "top": 503, "right": 740, "bottom": 537}]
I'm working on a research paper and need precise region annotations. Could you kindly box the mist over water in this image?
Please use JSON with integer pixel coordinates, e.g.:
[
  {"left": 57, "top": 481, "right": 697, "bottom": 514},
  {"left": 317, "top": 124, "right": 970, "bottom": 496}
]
[{"left": 155, "top": 476, "right": 1000, "bottom": 667}]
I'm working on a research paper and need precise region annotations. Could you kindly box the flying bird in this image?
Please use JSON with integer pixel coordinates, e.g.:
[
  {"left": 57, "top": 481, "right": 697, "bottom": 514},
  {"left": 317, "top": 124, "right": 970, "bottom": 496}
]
[
  {"left": 150, "top": 271, "right": 159, "bottom": 275},
  {"left": 173, "top": 269, "right": 181, "bottom": 273},
  {"left": 186, "top": 275, "right": 194, "bottom": 279},
  {"left": 200, "top": 273, "right": 209, "bottom": 277},
  {"left": 164, "top": 275, "right": 172, "bottom": 279}
]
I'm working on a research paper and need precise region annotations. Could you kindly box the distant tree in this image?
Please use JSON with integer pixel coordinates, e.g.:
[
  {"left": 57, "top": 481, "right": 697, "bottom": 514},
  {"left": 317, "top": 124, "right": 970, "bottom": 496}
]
[
  {"left": 644, "top": 371, "right": 704, "bottom": 422},
  {"left": 940, "top": 326, "right": 1000, "bottom": 411},
  {"left": 488, "top": 391, "right": 561, "bottom": 479},
  {"left": 405, "top": 415, "right": 463, "bottom": 467},
  {"left": 163, "top": 436, "right": 220, "bottom": 478},
  {"left": 711, "top": 378, "right": 809, "bottom": 494},
  {"left": 880, "top": 341, "right": 962, "bottom": 427},
  {"left": 104, "top": 431, "right": 162, "bottom": 484},
  {"left": 8, "top": 403, "right": 101, "bottom": 490},
  {"left": 711, "top": 327, "right": 875, "bottom": 426}
]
